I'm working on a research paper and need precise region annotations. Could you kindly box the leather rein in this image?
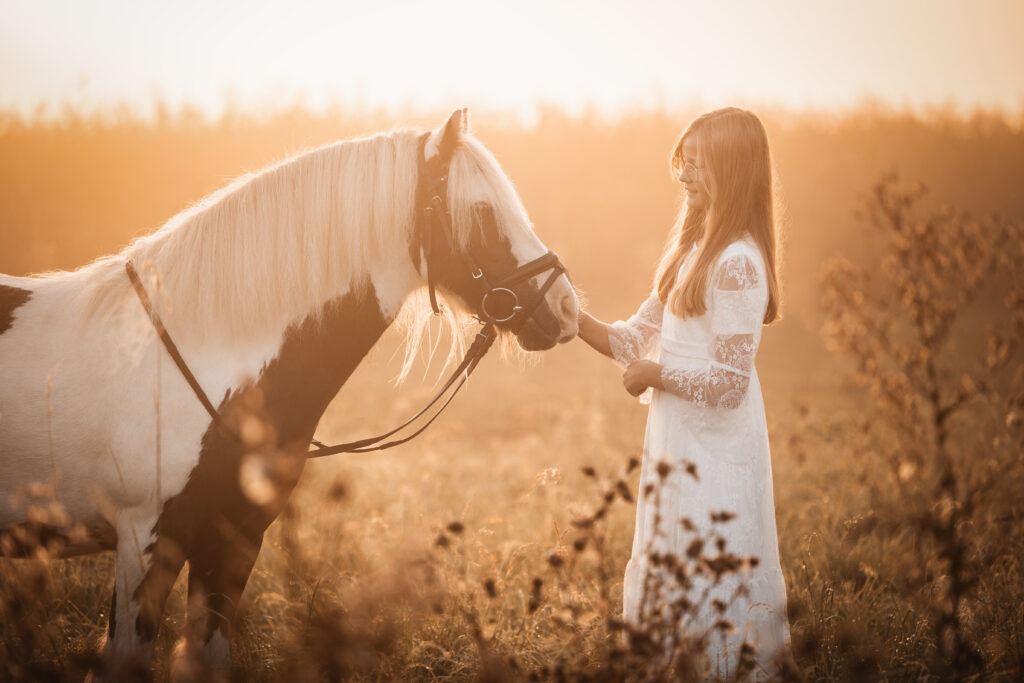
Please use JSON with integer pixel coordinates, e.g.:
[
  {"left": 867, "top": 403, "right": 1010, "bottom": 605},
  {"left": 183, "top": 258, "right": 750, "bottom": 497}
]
[{"left": 125, "top": 133, "right": 567, "bottom": 457}]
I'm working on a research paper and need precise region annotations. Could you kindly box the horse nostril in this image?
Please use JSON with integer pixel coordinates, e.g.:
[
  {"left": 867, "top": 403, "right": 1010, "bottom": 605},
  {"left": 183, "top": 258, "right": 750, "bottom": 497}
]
[{"left": 559, "top": 292, "right": 577, "bottom": 320}]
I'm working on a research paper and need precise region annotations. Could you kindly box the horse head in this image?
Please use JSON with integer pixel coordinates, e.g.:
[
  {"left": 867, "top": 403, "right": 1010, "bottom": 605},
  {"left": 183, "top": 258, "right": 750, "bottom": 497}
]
[{"left": 416, "top": 109, "right": 578, "bottom": 351}]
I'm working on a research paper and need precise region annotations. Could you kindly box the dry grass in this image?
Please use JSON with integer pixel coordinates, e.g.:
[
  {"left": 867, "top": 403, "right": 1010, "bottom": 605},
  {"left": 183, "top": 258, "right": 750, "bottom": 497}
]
[{"left": 2, "top": 105, "right": 1023, "bottom": 680}]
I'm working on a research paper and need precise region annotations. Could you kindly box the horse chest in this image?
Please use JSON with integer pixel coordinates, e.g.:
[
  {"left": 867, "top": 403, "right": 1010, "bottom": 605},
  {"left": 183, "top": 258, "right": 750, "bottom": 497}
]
[{"left": 150, "top": 285, "right": 392, "bottom": 551}]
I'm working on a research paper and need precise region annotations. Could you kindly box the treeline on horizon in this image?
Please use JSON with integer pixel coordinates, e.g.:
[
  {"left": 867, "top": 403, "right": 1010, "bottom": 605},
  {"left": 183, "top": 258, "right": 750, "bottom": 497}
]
[{"left": 2, "top": 102, "right": 1023, "bottom": 395}]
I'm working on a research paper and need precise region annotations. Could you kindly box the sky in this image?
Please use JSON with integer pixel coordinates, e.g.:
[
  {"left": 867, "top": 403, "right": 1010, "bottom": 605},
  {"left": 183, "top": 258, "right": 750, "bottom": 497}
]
[{"left": 2, "top": 0, "right": 1023, "bottom": 121}]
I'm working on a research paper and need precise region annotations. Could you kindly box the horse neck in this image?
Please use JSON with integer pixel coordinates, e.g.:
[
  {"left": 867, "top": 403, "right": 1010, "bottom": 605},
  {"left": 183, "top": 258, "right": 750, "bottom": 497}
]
[
  {"left": 130, "top": 138, "right": 428, "bottom": 445},
  {"left": 226, "top": 279, "right": 399, "bottom": 450},
  {"left": 204, "top": 211, "right": 426, "bottom": 447},
  {"left": 196, "top": 225, "right": 427, "bottom": 446}
]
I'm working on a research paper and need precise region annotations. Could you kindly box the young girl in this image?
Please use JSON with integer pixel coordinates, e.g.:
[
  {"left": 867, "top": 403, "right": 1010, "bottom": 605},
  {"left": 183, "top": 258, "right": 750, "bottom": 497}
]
[{"left": 578, "top": 107, "right": 791, "bottom": 678}]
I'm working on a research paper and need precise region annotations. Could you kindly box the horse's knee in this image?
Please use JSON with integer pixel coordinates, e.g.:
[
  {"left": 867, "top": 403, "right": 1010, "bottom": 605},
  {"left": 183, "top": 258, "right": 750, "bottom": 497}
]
[
  {"left": 180, "top": 557, "right": 256, "bottom": 677},
  {"left": 108, "top": 569, "right": 156, "bottom": 661},
  {"left": 186, "top": 536, "right": 262, "bottom": 639},
  {"left": 107, "top": 518, "right": 185, "bottom": 669}
]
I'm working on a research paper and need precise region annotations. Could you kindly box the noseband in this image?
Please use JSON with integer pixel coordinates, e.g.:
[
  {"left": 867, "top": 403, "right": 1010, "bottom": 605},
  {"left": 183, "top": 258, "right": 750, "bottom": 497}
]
[{"left": 126, "top": 132, "right": 570, "bottom": 458}]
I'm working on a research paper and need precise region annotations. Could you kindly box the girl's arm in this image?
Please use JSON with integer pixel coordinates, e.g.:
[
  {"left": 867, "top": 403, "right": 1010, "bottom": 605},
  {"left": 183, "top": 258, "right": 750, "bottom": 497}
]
[
  {"left": 577, "top": 310, "right": 614, "bottom": 358},
  {"left": 578, "top": 292, "right": 664, "bottom": 364},
  {"left": 625, "top": 251, "right": 767, "bottom": 407}
]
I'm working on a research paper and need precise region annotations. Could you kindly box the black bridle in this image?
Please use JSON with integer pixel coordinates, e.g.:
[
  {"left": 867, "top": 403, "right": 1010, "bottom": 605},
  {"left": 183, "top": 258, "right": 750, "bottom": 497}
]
[
  {"left": 414, "top": 132, "right": 566, "bottom": 330},
  {"left": 126, "top": 132, "right": 568, "bottom": 457}
]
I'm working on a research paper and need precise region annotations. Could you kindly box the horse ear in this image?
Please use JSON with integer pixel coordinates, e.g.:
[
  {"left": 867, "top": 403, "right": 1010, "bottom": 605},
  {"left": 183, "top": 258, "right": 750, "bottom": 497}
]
[{"left": 426, "top": 109, "right": 465, "bottom": 162}]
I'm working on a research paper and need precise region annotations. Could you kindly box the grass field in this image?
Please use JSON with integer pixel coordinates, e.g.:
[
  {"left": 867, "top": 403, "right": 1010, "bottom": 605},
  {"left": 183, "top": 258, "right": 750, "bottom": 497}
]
[{"left": 1, "top": 105, "right": 1023, "bottom": 680}]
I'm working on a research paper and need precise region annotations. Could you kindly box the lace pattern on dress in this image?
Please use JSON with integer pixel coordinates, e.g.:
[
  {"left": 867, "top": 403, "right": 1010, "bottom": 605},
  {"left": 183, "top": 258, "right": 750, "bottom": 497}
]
[
  {"left": 660, "top": 364, "right": 751, "bottom": 409},
  {"left": 608, "top": 292, "right": 663, "bottom": 366},
  {"left": 711, "top": 253, "right": 765, "bottom": 334},
  {"left": 658, "top": 252, "right": 766, "bottom": 409}
]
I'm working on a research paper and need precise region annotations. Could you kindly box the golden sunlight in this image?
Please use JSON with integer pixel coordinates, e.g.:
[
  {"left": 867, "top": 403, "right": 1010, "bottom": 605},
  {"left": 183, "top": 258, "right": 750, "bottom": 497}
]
[
  {"left": 2, "top": 0, "right": 1022, "bottom": 119},
  {"left": 2, "top": 1, "right": 1023, "bottom": 680}
]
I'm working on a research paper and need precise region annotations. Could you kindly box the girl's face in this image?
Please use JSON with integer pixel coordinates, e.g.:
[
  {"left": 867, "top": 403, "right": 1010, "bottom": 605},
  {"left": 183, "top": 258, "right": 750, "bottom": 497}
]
[{"left": 679, "top": 135, "right": 710, "bottom": 210}]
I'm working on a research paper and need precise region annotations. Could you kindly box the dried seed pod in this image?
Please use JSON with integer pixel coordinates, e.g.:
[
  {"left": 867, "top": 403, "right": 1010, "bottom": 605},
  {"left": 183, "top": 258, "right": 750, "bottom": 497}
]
[
  {"left": 327, "top": 480, "right": 347, "bottom": 501},
  {"left": 615, "top": 480, "right": 634, "bottom": 503},
  {"left": 684, "top": 461, "right": 699, "bottom": 480},
  {"left": 546, "top": 550, "right": 566, "bottom": 568},
  {"left": 710, "top": 510, "right": 737, "bottom": 523},
  {"left": 528, "top": 577, "right": 544, "bottom": 613},
  {"left": 570, "top": 516, "right": 595, "bottom": 529}
]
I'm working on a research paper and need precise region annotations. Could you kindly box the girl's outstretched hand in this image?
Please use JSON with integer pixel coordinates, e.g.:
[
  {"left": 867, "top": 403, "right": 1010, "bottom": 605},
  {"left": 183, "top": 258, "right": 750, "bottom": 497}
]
[
  {"left": 577, "top": 310, "right": 613, "bottom": 358},
  {"left": 623, "top": 360, "right": 661, "bottom": 397}
]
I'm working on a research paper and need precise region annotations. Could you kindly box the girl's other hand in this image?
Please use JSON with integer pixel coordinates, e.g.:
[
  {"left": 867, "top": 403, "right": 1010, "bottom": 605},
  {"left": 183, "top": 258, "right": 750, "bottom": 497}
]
[{"left": 623, "top": 360, "right": 660, "bottom": 396}]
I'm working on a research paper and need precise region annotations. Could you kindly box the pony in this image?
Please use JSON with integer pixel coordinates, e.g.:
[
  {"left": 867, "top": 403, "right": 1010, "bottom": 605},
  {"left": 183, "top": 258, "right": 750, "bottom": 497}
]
[{"left": 0, "top": 109, "right": 578, "bottom": 674}]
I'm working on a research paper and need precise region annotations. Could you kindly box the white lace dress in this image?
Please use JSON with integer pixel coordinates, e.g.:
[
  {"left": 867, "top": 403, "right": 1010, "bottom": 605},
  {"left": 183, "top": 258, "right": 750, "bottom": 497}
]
[{"left": 609, "top": 238, "right": 791, "bottom": 679}]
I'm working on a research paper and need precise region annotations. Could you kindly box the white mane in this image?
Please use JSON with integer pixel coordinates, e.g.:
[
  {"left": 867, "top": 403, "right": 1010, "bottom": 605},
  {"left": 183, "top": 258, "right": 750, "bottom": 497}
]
[
  {"left": 448, "top": 136, "right": 535, "bottom": 252},
  {"left": 74, "top": 129, "right": 422, "bottom": 344},
  {"left": 52, "top": 125, "right": 533, "bottom": 374}
]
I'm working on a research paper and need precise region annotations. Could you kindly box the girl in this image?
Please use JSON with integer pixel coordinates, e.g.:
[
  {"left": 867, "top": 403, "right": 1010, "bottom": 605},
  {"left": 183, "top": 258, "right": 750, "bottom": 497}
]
[{"left": 578, "top": 107, "right": 791, "bottom": 678}]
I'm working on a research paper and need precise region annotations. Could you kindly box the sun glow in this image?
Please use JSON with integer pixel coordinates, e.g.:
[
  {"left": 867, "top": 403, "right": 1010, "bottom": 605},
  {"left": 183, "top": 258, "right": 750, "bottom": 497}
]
[{"left": 2, "top": 0, "right": 1023, "bottom": 121}]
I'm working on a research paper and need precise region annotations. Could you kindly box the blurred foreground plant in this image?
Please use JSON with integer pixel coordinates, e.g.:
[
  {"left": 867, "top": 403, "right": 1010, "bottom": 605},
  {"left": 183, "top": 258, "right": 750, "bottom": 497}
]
[{"left": 821, "top": 174, "right": 1024, "bottom": 678}]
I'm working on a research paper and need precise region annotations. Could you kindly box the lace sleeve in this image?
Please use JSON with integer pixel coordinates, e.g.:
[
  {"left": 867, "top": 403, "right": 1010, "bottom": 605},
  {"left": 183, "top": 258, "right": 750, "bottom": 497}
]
[
  {"left": 608, "top": 292, "right": 663, "bottom": 366},
  {"left": 659, "top": 251, "right": 767, "bottom": 409}
]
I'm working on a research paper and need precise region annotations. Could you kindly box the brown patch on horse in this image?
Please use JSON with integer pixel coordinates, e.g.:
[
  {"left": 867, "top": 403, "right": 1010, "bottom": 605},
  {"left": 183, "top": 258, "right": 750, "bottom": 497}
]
[
  {"left": 0, "top": 284, "right": 31, "bottom": 335},
  {"left": 134, "top": 283, "right": 391, "bottom": 641}
]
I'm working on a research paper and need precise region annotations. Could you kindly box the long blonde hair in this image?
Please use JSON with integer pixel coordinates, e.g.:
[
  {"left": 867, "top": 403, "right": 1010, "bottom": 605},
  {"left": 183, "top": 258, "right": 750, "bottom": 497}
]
[{"left": 654, "top": 107, "right": 780, "bottom": 323}]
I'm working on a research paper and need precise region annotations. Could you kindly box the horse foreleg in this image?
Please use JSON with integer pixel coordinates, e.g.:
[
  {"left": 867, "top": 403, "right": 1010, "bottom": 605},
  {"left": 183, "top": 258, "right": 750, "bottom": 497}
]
[
  {"left": 173, "top": 529, "right": 264, "bottom": 678},
  {"left": 104, "top": 511, "right": 186, "bottom": 676}
]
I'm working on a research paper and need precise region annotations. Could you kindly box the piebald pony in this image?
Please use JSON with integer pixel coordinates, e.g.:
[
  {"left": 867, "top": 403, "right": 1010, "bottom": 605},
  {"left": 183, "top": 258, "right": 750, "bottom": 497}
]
[{"left": 0, "top": 110, "right": 578, "bottom": 673}]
